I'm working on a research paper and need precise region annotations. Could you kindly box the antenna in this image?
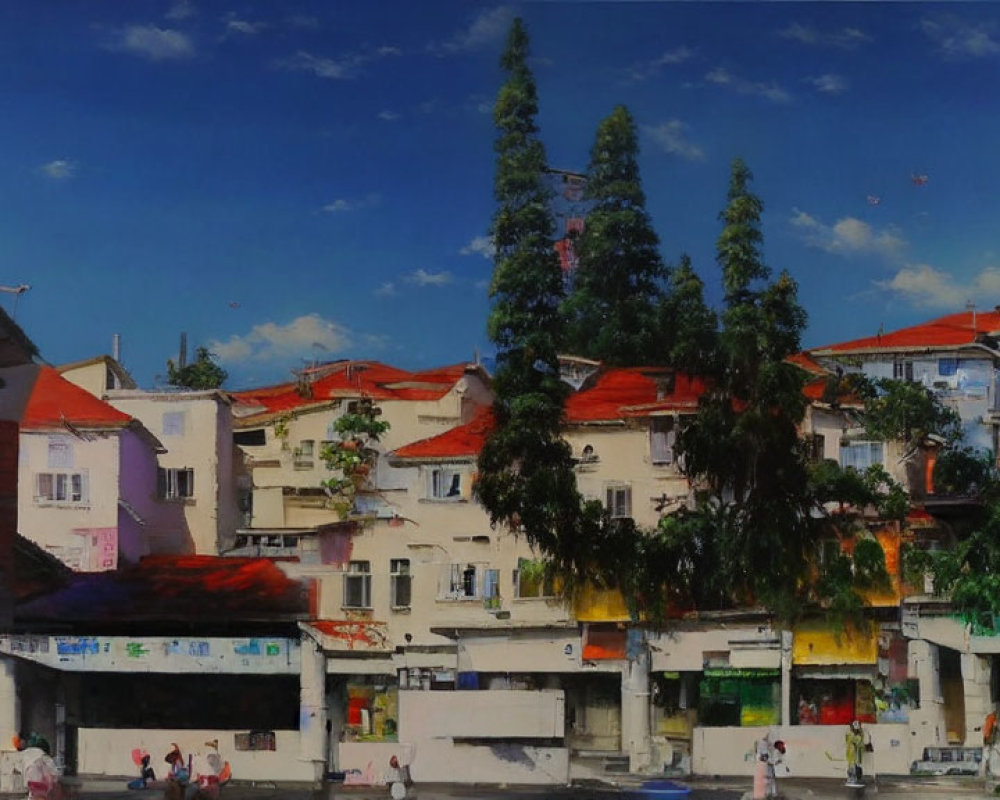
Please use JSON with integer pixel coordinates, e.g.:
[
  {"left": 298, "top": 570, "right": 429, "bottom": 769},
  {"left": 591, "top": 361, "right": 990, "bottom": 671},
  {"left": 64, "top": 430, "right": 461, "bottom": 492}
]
[
  {"left": 967, "top": 300, "right": 977, "bottom": 332},
  {"left": 0, "top": 284, "right": 30, "bottom": 320}
]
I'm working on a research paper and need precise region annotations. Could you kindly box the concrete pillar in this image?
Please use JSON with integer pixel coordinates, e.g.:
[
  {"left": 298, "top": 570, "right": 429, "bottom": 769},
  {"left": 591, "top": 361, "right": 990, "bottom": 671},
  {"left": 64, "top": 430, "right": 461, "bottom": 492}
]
[
  {"left": 963, "top": 653, "right": 992, "bottom": 744},
  {"left": 780, "top": 630, "right": 793, "bottom": 727},
  {"left": 0, "top": 658, "right": 19, "bottom": 747},
  {"left": 298, "top": 632, "right": 327, "bottom": 784},
  {"left": 908, "top": 639, "right": 946, "bottom": 766},
  {"left": 622, "top": 649, "right": 651, "bottom": 772}
]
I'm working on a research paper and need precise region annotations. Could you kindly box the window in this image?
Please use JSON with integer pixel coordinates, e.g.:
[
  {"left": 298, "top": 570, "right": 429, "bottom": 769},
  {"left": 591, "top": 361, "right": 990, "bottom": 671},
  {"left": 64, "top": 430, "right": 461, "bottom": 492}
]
[
  {"left": 158, "top": 467, "right": 194, "bottom": 500},
  {"left": 47, "top": 436, "right": 74, "bottom": 469},
  {"left": 35, "top": 472, "right": 88, "bottom": 504},
  {"left": 514, "top": 558, "right": 555, "bottom": 598},
  {"left": 650, "top": 417, "right": 675, "bottom": 465},
  {"left": 294, "top": 440, "right": 315, "bottom": 470},
  {"left": 344, "top": 561, "right": 372, "bottom": 608},
  {"left": 482, "top": 568, "right": 501, "bottom": 609},
  {"left": 430, "top": 468, "right": 462, "bottom": 499},
  {"left": 840, "top": 441, "right": 884, "bottom": 471},
  {"left": 893, "top": 360, "right": 914, "bottom": 381},
  {"left": 605, "top": 484, "right": 632, "bottom": 519},
  {"left": 234, "top": 429, "right": 266, "bottom": 446},
  {"left": 442, "top": 563, "right": 484, "bottom": 599},
  {"left": 390, "top": 559, "right": 411, "bottom": 608},
  {"left": 806, "top": 434, "right": 826, "bottom": 463},
  {"left": 162, "top": 411, "right": 186, "bottom": 436}
]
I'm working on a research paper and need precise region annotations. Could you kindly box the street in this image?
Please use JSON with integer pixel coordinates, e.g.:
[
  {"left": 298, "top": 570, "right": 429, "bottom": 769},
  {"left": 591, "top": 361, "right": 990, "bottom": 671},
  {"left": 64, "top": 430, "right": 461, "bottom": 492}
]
[{"left": 44, "top": 774, "right": 997, "bottom": 800}]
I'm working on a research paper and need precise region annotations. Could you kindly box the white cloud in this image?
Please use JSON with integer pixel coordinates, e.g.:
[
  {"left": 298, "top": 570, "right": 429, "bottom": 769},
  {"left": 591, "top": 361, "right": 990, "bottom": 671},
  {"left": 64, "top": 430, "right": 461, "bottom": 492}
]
[
  {"left": 226, "top": 18, "right": 266, "bottom": 36},
  {"left": 790, "top": 208, "right": 906, "bottom": 259},
  {"left": 111, "top": 25, "right": 195, "bottom": 61},
  {"left": 460, "top": 236, "right": 495, "bottom": 259},
  {"left": 279, "top": 45, "right": 399, "bottom": 80},
  {"left": 808, "top": 74, "right": 847, "bottom": 95},
  {"left": 320, "top": 193, "right": 380, "bottom": 214},
  {"left": 921, "top": 17, "right": 1000, "bottom": 59},
  {"left": 704, "top": 67, "right": 790, "bottom": 103},
  {"left": 642, "top": 120, "right": 705, "bottom": 161},
  {"left": 876, "top": 264, "right": 1000, "bottom": 309},
  {"left": 39, "top": 159, "right": 76, "bottom": 180},
  {"left": 778, "top": 22, "right": 872, "bottom": 49},
  {"left": 209, "top": 314, "right": 352, "bottom": 364},
  {"left": 655, "top": 46, "right": 694, "bottom": 66},
  {"left": 165, "top": 1, "right": 196, "bottom": 21},
  {"left": 440, "top": 6, "right": 515, "bottom": 53},
  {"left": 627, "top": 46, "right": 695, "bottom": 81},
  {"left": 374, "top": 282, "right": 397, "bottom": 297},
  {"left": 282, "top": 50, "right": 352, "bottom": 79},
  {"left": 404, "top": 269, "right": 452, "bottom": 286},
  {"left": 377, "top": 110, "right": 400, "bottom": 121}
]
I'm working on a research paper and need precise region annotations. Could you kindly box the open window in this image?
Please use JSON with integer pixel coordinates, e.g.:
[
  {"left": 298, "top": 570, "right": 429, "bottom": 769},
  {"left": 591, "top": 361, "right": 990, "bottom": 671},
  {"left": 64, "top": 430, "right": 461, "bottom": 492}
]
[{"left": 429, "top": 468, "right": 463, "bottom": 500}]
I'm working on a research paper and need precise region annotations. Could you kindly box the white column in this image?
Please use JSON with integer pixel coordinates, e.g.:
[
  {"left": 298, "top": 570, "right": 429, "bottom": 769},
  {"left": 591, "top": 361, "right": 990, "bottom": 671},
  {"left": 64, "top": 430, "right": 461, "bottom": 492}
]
[
  {"left": 780, "top": 630, "right": 793, "bottom": 727},
  {"left": 0, "top": 658, "right": 19, "bottom": 747},
  {"left": 622, "top": 649, "right": 652, "bottom": 772},
  {"left": 298, "top": 632, "right": 327, "bottom": 784}
]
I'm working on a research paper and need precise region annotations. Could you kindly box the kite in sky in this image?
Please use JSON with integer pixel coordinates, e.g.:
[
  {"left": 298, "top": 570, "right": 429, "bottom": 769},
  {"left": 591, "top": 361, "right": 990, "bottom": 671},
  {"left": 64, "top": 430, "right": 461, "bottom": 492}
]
[
  {"left": 911, "top": 173, "right": 929, "bottom": 186},
  {"left": 866, "top": 195, "right": 881, "bottom": 206}
]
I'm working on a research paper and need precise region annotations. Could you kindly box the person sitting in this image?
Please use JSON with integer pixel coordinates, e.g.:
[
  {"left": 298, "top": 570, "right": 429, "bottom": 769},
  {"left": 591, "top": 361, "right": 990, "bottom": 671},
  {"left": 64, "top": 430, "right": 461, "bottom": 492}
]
[{"left": 127, "top": 754, "right": 156, "bottom": 790}]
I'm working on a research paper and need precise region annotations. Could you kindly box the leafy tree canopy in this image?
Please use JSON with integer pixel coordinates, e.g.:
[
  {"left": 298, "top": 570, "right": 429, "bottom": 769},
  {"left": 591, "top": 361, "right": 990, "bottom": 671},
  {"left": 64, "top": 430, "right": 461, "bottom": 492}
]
[
  {"left": 166, "top": 346, "right": 227, "bottom": 390},
  {"left": 475, "top": 17, "right": 587, "bottom": 578},
  {"left": 562, "top": 104, "right": 668, "bottom": 365}
]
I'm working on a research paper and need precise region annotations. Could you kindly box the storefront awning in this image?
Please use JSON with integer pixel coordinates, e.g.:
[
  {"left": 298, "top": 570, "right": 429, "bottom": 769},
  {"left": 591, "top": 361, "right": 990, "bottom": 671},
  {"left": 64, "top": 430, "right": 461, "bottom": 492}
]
[
  {"left": 793, "top": 664, "right": 878, "bottom": 681},
  {"left": 301, "top": 620, "right": 392, "bottom": 654}
]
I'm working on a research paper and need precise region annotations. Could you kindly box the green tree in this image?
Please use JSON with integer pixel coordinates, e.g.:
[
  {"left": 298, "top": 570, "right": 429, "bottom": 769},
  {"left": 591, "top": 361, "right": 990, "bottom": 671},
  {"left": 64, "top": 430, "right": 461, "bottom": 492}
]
[
  {"left": 853, "top": 376, "right": 962, "bottom": 451},
  {"left": 562, "top": 105, "right": 668, "bottom": 365},
  {"left": 475, "top": 18, "right": 587, "bottom": 575},
  {"left": 166, "top": 346, "right": 227, "bottom": 389},
  {"left": 672, "top": 158, "right": 815, "bottom": 614},
  {"left": 908, "top": 503, "right": 1000, "bottom": 634},
  {"left": 660, "top": 253, "right": 717, "bottom": 376}
]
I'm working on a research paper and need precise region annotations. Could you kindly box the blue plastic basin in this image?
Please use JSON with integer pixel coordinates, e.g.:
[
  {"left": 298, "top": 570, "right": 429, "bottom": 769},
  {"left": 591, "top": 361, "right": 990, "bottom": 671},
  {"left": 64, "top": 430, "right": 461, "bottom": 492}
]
[{"left": 633, "top": 779, "right": 691, "bottom": 798}]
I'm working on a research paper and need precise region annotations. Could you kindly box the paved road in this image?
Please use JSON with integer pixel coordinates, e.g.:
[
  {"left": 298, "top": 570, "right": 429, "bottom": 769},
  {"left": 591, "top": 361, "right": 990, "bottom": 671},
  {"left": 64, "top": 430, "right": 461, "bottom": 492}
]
[{"left": 40, "top": 775, "right": 996, "bottom": 800}]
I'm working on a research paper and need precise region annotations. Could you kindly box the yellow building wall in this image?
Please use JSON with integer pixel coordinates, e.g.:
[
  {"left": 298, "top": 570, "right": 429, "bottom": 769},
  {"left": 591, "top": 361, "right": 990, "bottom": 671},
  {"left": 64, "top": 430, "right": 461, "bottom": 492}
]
[
  {"left": 573, "top": 584, "right": 631, "bottom": 623},
  {"left": 792, "top": 621, "right": 877, "bottom": 665}
]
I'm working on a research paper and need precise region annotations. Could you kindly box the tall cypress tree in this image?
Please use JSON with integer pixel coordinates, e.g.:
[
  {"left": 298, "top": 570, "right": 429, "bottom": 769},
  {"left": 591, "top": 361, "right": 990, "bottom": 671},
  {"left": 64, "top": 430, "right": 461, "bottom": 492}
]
[
  {"left": 675, "top": 158, "right": 813, "bottom": 612},
  {"left": 563, "top": 105, "right": 668, "bottom": 365},
  {"left": 660, "top": 253, "right": 717, "bottom": 376},
  {"left": 475, "top": 18, "right": 583, "bottom": 572}
]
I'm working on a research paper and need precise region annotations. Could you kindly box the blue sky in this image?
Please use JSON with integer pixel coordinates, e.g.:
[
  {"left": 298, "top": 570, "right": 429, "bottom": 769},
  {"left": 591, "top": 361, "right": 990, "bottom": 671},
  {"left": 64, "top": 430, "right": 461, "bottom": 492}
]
[{"left": 3, "top": 2, "right": 1000, "bottom": 389}]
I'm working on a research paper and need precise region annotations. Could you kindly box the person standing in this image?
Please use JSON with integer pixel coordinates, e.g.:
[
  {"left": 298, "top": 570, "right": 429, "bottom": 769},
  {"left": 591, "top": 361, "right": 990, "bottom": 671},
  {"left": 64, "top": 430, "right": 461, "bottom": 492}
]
[{"left": 846, "top": 720, "right": 866, "bottom": 787}]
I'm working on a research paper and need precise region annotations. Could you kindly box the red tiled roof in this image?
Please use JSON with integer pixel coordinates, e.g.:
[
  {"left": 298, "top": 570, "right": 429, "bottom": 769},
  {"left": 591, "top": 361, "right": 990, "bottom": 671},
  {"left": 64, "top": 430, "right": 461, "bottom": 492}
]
[
  {"left": 811, "top": 310, "right": 1000, "bottom": 355},
  {"left": 392, "top": 405, "right": 495, "bottom": 461},
  {"left": 566, "top": 369, "right": 708, "bottom": 422},
  {"left": 22, "top": 366, "right": 132, "bottom": 430},
  {"left": 787, "top": 352, "right": 830, "bottom": 375},
  {"left": 16, "top": 554, "right": 313, "bottom": 624},
  {"left": 230, "top": 361, "right": 471, "bottom": 418}
]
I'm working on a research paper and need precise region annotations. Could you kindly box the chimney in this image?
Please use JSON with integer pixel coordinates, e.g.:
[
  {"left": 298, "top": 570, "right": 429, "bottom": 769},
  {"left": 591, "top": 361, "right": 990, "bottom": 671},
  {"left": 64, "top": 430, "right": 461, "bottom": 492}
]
[
  {"left": 179, "top": 332, "right": 188, "bottom": 368},
  {"left": 112, "top": 333, "right": 121, "bottom": 362}
]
